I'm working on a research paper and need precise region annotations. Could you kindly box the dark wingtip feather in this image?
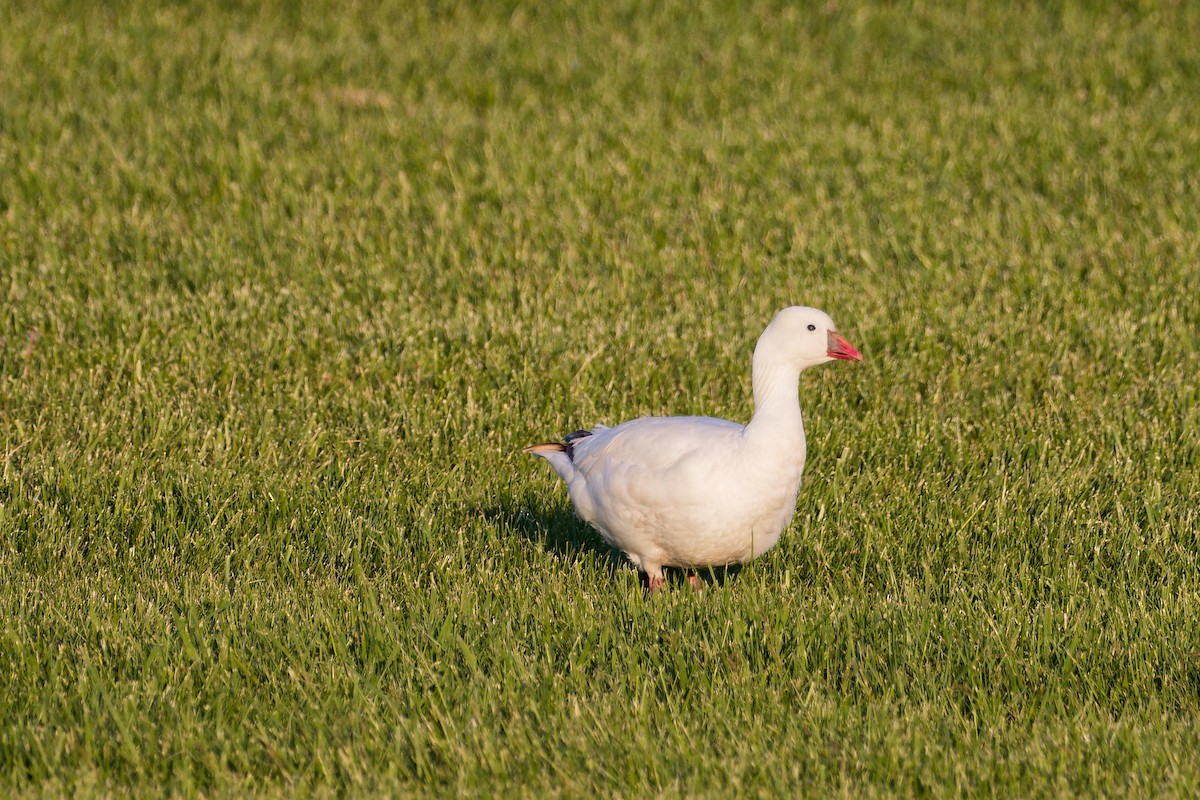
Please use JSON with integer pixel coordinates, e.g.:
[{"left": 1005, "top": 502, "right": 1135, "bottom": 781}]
[{"left": 562, "top": 429, "right": 594, "bottom": 460}]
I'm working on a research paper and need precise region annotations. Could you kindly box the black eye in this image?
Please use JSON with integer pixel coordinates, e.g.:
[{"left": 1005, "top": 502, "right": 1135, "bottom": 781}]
[{"left": 807, "top": 324, "right": 816, "bottom": 331}]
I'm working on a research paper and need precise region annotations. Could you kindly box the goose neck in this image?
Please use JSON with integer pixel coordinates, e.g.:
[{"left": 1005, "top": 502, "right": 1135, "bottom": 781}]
[{"left": 746, "top": 352, "right": 803, "bottom": 440}]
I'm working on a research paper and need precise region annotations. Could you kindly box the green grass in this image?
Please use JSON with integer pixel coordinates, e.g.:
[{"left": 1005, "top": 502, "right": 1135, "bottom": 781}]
[{"left": 3, "top": 0, "right": 1200, "bottom": 796}]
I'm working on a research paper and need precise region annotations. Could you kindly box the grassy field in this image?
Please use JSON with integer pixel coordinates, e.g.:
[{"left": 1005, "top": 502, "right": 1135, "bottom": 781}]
[{"left": 3, "top": 0, "right": 1200, "bottom": 796}]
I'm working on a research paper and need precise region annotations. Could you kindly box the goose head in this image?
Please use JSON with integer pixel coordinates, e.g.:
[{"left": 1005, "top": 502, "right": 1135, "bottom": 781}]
[{"left": 755, "top": 306, "right": 863, "bottom": 371}]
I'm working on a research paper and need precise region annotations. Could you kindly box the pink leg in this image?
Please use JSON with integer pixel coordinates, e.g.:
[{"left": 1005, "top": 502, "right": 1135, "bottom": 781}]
[
  {"left": 687, "top": 572, "right": 704, "bottom": 591},
  {"left": 647, "top": 570, "right": 666, "bottom": 593}
]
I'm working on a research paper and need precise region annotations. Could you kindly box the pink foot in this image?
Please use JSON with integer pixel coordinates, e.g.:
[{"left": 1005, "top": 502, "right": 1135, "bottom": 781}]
[
  {"left": 647, "top": 573, "right": 666, "bottom": 593},
  {"left": 687, "top": 573, "right": 704, "bottom": 591}
]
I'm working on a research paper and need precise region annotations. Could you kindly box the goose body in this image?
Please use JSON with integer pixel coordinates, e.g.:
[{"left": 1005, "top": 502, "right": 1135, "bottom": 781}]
[{"left": 525, "top": 306, "right": 861, "bottom": 590}]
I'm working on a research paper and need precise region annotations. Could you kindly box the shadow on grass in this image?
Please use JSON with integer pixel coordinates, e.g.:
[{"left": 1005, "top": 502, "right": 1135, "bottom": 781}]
[
  {"left": 484, "top": 495, "right": 744, "bottom": 590},
  {"left": 482, "top": 495, "right": 626, "bottom": 575}
]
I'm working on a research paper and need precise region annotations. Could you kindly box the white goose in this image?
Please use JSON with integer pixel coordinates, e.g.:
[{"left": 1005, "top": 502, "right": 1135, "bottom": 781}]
[{"left": 524, "top": 306, "right": 862, "bottom": 590}]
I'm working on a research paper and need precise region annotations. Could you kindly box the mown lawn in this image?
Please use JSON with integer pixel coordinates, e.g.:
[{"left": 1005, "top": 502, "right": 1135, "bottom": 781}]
[{"left": 2, "top": 0, "right": 1199, "bottom": 796}]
